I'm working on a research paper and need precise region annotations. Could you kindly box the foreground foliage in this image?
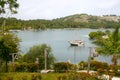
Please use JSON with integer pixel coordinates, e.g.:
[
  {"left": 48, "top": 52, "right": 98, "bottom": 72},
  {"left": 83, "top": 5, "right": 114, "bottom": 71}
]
[
  {"left": 79, "top": 60, "right": 120, "bottom": 77},
  {"left": 0, "top": 72, "right": 99, "bottom": 80},
  {"left": 53, "top": 62, "right": 74, "bottom": 73},
  {"left": 0, "top": 33, "right": 21, "bottom": 72},
  {"left": 89, "top": 26, "right": 120, "bottom": 65},
  {"left": 0, "top": 0, "right": 19, "bottom": 14},
  {"left": 21, "top": 44, "right": 55, "bottom": 70}
]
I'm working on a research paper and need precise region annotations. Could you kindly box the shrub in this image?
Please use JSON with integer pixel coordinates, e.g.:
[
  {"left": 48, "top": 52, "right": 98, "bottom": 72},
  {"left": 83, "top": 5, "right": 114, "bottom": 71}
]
[
  {"left": 31, "top": 74, "right": 37, "bottom": 80},
  {"left": 57, "top": 73, "right": 99, "bottom": 80},
  {"left": 31, "top": 74, "right": 42, "bottom": 80},
  {"left": 90, "top": 60, "right": 108, "bottom": 71},
  {"left": 21, "top": 76, "right": 27, "bottom": 80},
  {"left": 8, "top": 63, "right": 39, "bottom": 72},
  {"left": 0, "top": 63, "right": 6, "bottom": 72},
  {"left": 15, "top": 62, "right": 28, "bottom": 72},
  {"left": 78, "top": 60, "right": 109, "bottom": 71},
  {"left": 27, "top": 63, "right": 38, "bottom": 72},
  {"left": 53, "top": 62, "right": 74, "bottom": 73},
  {"left": 37, "top": 74, "right": 42, "bottom": 80},
  {"left": 109, "top": 65, "right": 120, "bottom": 76},
  {"left": 5, "top": 76, "right": 13, "bottom": 80}
]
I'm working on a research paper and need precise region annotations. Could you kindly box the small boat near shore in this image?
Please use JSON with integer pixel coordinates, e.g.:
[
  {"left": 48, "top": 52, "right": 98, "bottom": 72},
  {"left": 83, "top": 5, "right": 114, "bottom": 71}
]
[
  {"left": 9, "top": 29, "right": 21, "bottom": 32},
  {"left": 69, "top": 40, "right": 84, "bottom": 46}
]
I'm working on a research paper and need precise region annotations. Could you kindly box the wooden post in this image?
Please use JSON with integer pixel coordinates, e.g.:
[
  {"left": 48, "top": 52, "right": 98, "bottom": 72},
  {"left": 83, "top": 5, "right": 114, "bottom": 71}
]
[
  {"left": 44, "top": 48, "right": 47, "bottom": 70},
  {"left": 87, "top": 47, "right": 92, "bottom": 74}
]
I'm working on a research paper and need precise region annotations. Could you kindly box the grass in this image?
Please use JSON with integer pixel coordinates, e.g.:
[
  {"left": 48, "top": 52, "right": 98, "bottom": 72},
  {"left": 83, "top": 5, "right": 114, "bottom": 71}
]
[{"left": 0, "top": 72, "right": 66, "bottom": 80}]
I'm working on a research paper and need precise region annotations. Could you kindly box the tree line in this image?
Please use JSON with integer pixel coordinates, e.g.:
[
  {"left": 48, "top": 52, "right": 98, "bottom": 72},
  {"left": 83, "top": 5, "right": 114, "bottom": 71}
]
[{"left": 0, "top": 15, "right": 120, "bottom": 31}]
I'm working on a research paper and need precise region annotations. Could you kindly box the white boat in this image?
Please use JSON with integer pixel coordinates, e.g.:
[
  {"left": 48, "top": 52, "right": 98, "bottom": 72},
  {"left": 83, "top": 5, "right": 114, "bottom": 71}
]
[
  {"left": 9, "top": 29, "right": 21, "bottom": 32},
  {"left": 69, "top": 40, "right": 84, "bottom": 46}
]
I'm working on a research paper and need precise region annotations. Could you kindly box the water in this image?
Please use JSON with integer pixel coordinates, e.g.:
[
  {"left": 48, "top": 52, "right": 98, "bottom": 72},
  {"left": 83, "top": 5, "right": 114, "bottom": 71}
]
[{"left": 15, "top": 28, "right": 112, "bottom": 64}]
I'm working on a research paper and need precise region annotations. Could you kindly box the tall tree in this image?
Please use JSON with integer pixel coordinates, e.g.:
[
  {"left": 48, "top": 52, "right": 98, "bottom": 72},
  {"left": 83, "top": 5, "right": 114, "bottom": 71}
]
[
  {"left": 22, "top": 44, "right": 55, "bottom": 70},
  {"left": 0, "top": 0, "right": 19, "bottom": 72},
  {"left": 110, "top": 26, "right": 120, "bottom": 65},
  {"left": 0, "top": 33, "right": 20, "bottom": 72},
  {"left": 0, "top": 0, "right": 19, "bottom": 32},
  {"left": 0, "top": 0, "right": 19, "bottom": 14},
  {"left": 90, "top": 26, "right": 120, "bottom": 65}
]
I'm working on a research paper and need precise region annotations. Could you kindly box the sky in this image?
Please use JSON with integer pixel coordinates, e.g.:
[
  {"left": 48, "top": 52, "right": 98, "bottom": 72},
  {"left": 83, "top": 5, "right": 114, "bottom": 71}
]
[{"left": 12, "top": 0, "right": 120, "bottom": 20}]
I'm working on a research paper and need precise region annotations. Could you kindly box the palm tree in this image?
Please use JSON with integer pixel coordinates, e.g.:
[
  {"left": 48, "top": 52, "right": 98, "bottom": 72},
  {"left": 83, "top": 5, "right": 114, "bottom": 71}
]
[
  {"left": 94, "top": 26, "right": 120, "bottom": 65},
  {"left": 110, "top": 26, "right": 120, "bottom": 65}
]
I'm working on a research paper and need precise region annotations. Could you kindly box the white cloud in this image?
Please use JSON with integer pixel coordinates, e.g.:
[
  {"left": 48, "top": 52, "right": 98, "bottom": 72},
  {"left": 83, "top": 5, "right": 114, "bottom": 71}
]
[{"left": 14, "top": 0, "right": 120, "bottom": 20}]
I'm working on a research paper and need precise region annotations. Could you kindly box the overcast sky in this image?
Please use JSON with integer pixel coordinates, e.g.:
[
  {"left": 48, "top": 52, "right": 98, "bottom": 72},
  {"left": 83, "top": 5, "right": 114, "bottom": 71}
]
[{"left": 13, "top": 0, "right": 120, "bottom": 20}]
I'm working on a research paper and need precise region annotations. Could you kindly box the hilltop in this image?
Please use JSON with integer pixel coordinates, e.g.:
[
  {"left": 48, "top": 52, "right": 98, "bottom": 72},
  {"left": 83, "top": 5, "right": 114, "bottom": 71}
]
[
  {"left": 52, "top": 14, "right": 120, "bottom": 28},
  {"left": 56, "top": 14, "right": 120, "bottom": 23}
]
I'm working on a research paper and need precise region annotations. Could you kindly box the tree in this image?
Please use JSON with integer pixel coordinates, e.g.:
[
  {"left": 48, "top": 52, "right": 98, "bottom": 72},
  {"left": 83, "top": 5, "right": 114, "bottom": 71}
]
[
  {"left": 22, "top": 44, "right": 55, "bottom": 70},
  {"left": 0, "top": 33, "right": 20, "bottom": 72},
  {"left": 0, "top": 0, "right": 19, "bottom": 32},
  {"left": 110, "top": 26, "right": 120, "bottom": 65},
  {"left": 0, "top": 0, "right": 19, "bottom": 14},
  {"left": 89, "top": 26, "right": 120, "bottom": 65},
  {"left": 89, "top": 31, "right": 106, "bottom": 40}
]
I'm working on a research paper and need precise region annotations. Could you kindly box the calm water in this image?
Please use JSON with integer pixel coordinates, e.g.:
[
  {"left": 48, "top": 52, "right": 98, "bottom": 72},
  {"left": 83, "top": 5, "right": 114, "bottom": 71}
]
[{"left": 15, "top": 28, "right": 112, "bottom": 64}]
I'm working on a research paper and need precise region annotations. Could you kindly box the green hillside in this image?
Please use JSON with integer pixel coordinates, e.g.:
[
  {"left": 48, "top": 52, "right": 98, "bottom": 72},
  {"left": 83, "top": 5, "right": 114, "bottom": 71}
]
[
  {"left": 0, "top": 14, "right": 120, "bottom": 30},
  {"left": 59, "top": 14, "right": 120, "bottom": 23}
]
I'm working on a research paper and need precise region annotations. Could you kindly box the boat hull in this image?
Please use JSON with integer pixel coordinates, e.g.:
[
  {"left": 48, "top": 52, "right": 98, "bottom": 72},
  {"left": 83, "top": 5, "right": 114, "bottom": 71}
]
[{"left": 69, "top": 40, "right": 84, "bottom": 46}]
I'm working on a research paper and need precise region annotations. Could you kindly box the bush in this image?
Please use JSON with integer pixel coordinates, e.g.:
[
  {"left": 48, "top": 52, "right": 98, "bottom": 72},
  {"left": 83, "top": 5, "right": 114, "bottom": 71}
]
[
  {"left": 0, "top": 63, "right": 6, "bottom": 72},
  {"left": 56, "top": 73, "right": 98, "bottom": 80},
  {"left": 90, "top": 61, "right": 108, "bottom": 71},
  {"left": 27, "top": 63, "right": 38, "bottom": 72},
  {"left": 15, "top": 62, "right": 28, "bottom": 72},
  {"left": 78, "top": 61, "right": 88, "bottom": 70},
  {"left": 53, "top": 62, "right": 74, "bottom": 73},
  {"left": 31, "top": 74, "right": 42, "bottom": 80},
  {"left": 7, "top": 62, "right": 39, "bottom": 72},
  {"left": 79, "top": 61, "right": 120, "bottom": 77},
  {"left": 78, "top": 60, "right": 109, "bottom": 71},
  {"left": 5, "top": 76, "right": 13, "bottom": 80},
  {"left": 21, "top": 76, "right": 27, "bottom": 80},
  {"left": 109, "top": 65, "right": 120, "bottom": 76}
]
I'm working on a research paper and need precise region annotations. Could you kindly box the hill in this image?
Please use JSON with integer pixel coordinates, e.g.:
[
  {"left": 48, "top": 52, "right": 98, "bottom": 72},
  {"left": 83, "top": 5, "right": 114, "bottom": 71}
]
[
  {"left": 57, "top": 14, "right": 120, "bottom": 23},
  {"left": 51, "top": 14, "right": 120, "bottom": 28},
  {"left": 0, "top": 14, "right": 120, "bottom": 30}
]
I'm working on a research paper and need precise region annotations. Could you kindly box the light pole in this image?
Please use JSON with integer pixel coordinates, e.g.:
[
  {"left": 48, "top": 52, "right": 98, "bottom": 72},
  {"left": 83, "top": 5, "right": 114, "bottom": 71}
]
[{"left": 87, "top": 47, "right": 98, "bottom": 74}]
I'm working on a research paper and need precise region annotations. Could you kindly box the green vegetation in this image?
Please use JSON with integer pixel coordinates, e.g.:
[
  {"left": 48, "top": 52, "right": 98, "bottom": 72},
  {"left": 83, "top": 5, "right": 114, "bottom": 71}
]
[
  {"left": 79, "top": 60, "right": 120, "bottom": 77},
  {"left": 0, "top": 33, "right": 21, "bottom": 72},
  {"left": 0, "top": 14, "right": 120, "bottom": 30},
  {"left": 89, "top": 30, "right": 106, "bottom": 40},
  {"left": 0, "top": 60, "right": 120, "bottom": 80},
  {"left": 22, "top": 44, "right": 55, "bottom": 70},
  {"left": 0, "top": 0, "right": 19, "bottom": 14},
  {"left": 53, "top": 62, "right": 74, "bottom": 73},
  {"left": 89, "top": 26, "right": 120, "bottom": 65},
  {"left": 0, "top": 72, "right": 99, "bottom": 80},
  {"left": 1, "top": 1, "right": 120, "bottom": 79},
  {"left": 0, "top": 0, "right": 19, "bottom": 33},
  {"left": 0, "top": 44, "right": 55, "bottom": 72}
]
